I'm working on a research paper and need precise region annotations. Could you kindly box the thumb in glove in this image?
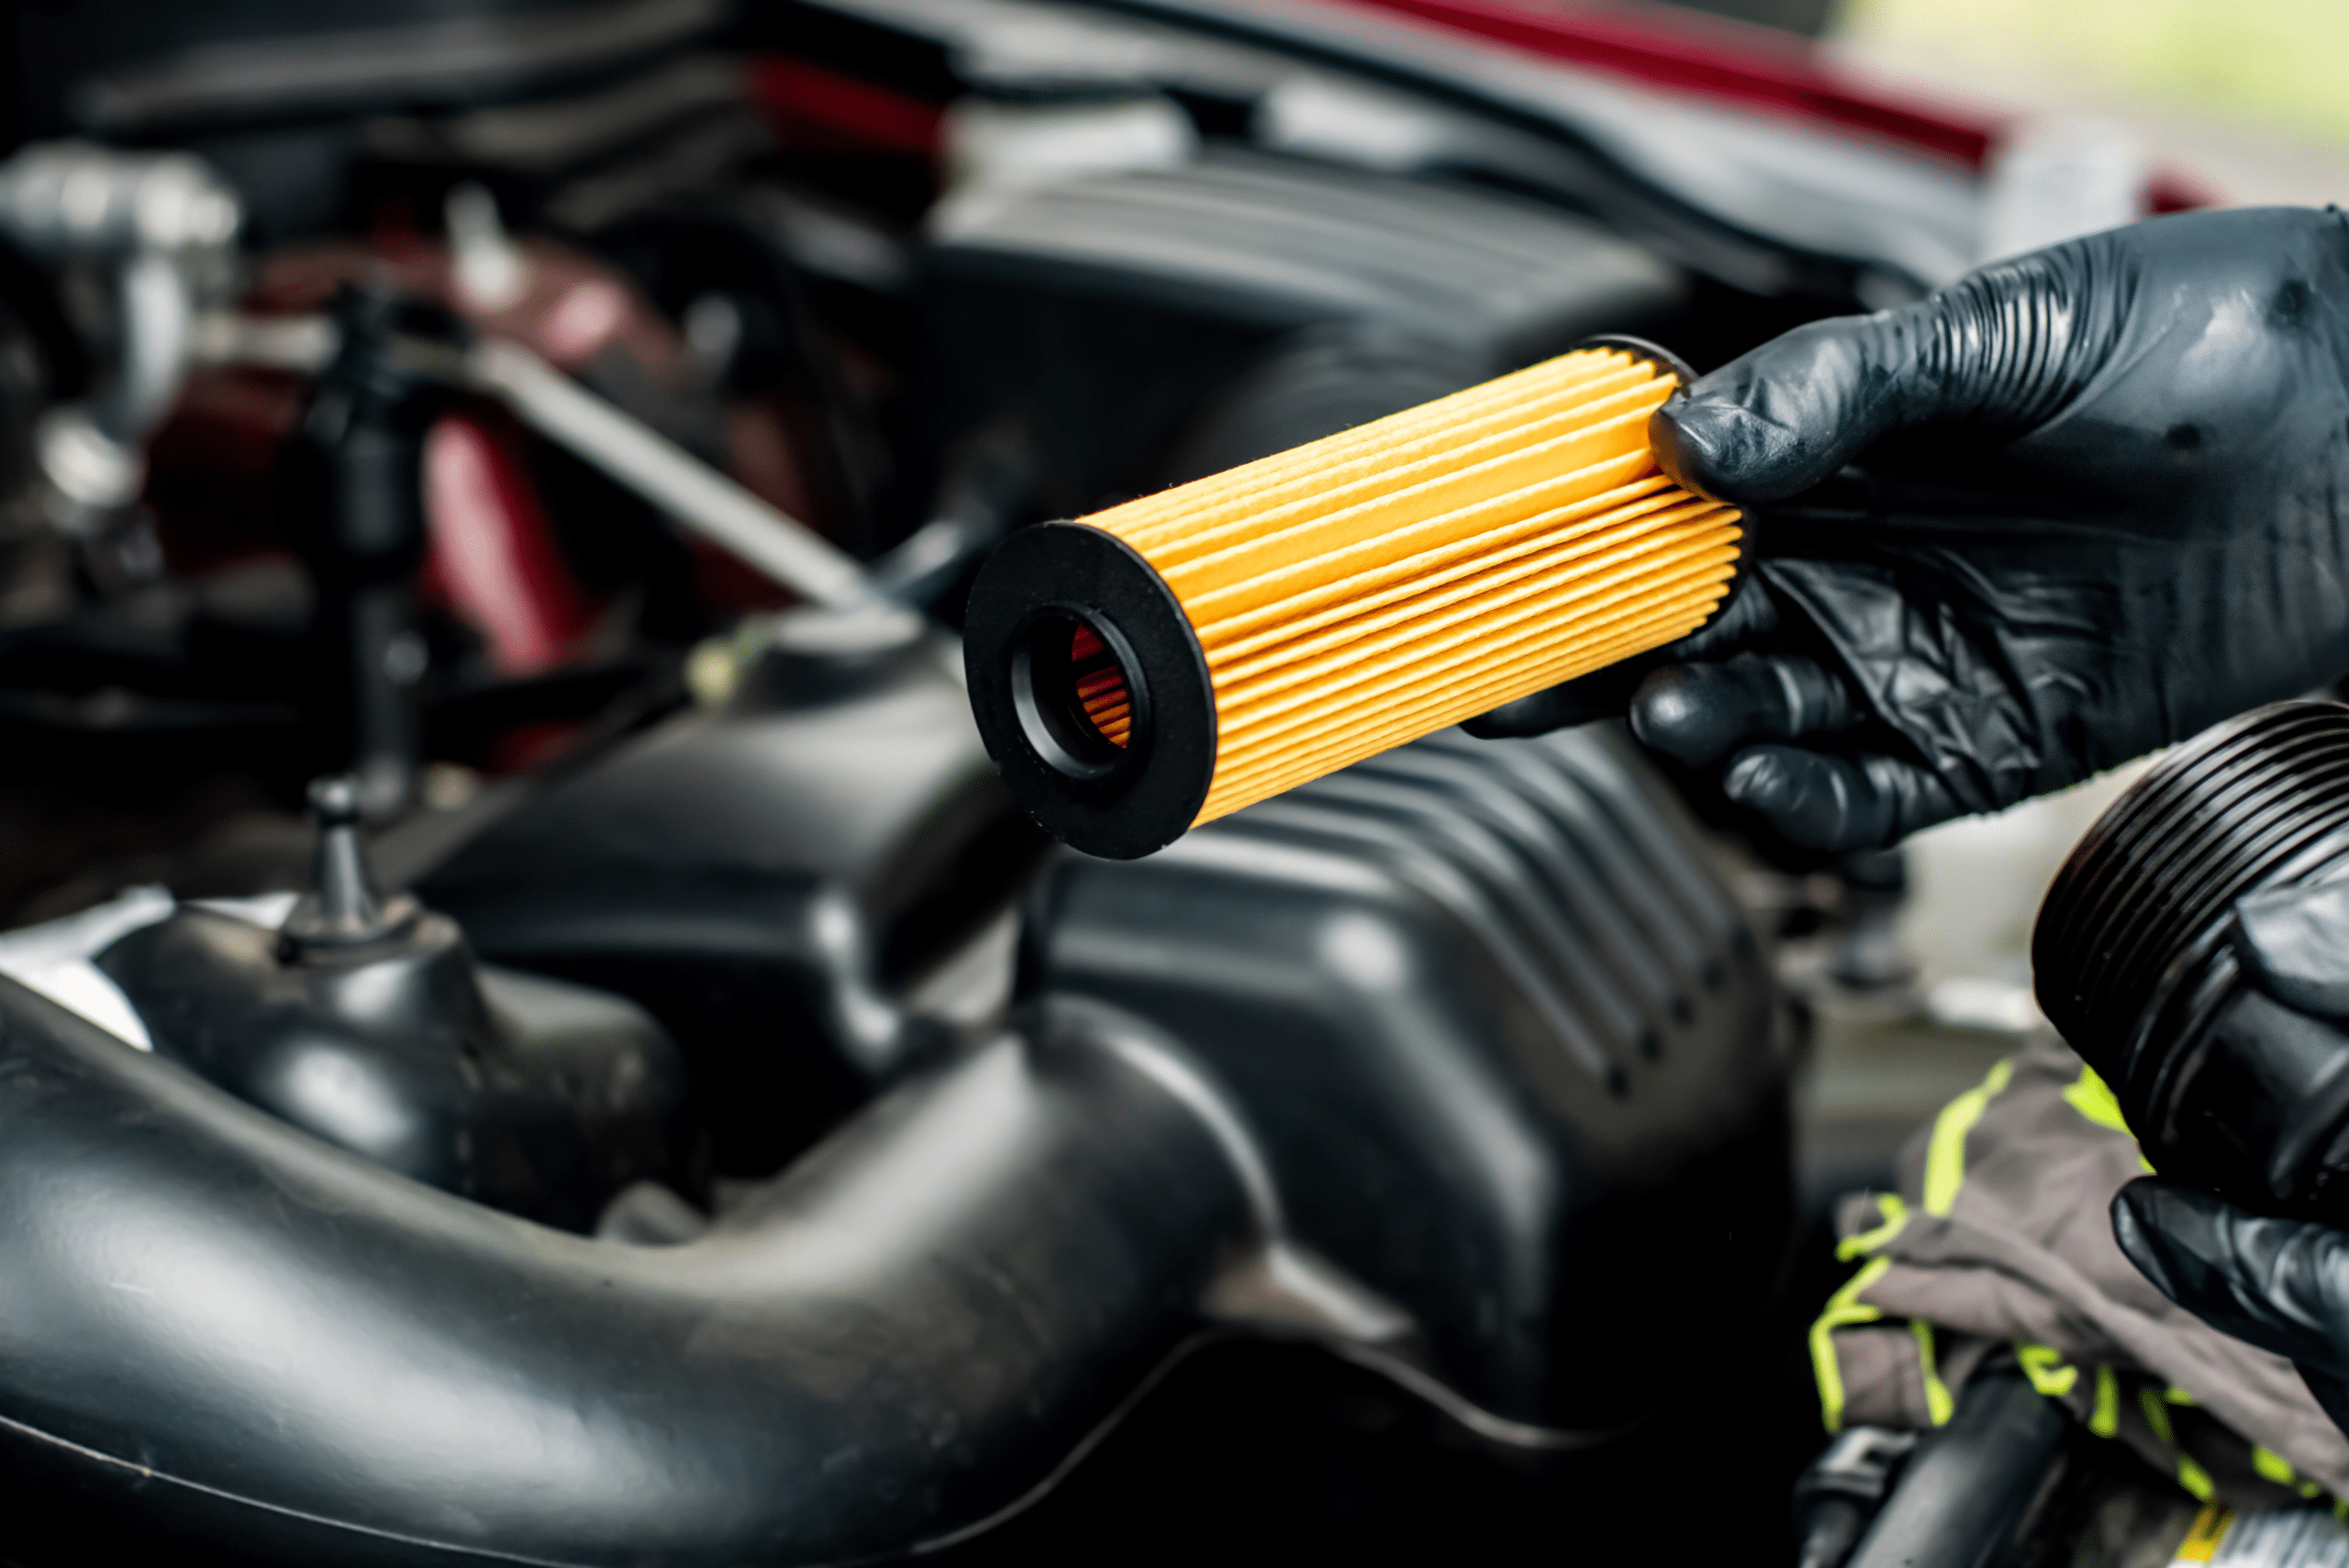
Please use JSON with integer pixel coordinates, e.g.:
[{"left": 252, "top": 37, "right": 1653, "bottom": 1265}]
[
  {"left": 2231, "top": 880, "right": 2349, "bottom": 1022},
  {"left": 2109, "top": 873, "right": 2349, "bottom": 1435},
  {"left": 2114, "top": 1178, "right": 2349, "bottom": 1435}
]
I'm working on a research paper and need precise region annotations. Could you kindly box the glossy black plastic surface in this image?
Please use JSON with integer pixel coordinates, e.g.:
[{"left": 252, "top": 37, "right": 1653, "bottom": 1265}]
[
  {"left": 1019, "top": 724, "right": 1794, "bottom": 1429},
  {"left": 865, "top": 0, "right": 1975, "bottom": 301},
  {"left": 0, "top": 724, "right": 1794, "bottom": 1563},
  {"left": 98, "top": 906, "right": 695, "bottom": 1232},
  {"left": 0, "top": 983, "right": 1252, "bottom": 1565},
  {"left": 417, "top": 613, "right": 1047, "bottom": 1173},
  {"left": 915, "top": 145, "right": 1687, "bottom": 519},
  {"left": 1792, "top": 1427, "right": 1916, "bottom": 1568}
]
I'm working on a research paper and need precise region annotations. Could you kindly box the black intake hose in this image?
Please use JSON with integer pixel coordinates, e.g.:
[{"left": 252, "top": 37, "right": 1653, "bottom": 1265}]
[
  {"left": 0, "top": 984, "right": 1261, "bottom": 1566},
  {"left": 1843, "top": 1372, "right": 2071, "bottom": 1568}
]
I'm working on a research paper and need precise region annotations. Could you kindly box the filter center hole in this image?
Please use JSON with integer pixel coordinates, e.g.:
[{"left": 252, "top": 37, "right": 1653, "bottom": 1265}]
[
  {"left": 1066, "top": 623, "right": 1133, "bottom": 751},
  {"left": 1010, "top": 610, "right": 1143, "bottom": 780}
]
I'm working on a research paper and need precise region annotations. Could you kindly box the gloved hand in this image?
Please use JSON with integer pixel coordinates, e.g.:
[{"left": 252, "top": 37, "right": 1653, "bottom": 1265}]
[
  {"left": 2116, "top": 1182, "right": 2349, "bottom": 1436},
  {"left": 1473, "top": 206, "right": 2349, "bottom": 851},
  {"left": 2111, "top": 873, "right": 2349, "bottom": 1435}
]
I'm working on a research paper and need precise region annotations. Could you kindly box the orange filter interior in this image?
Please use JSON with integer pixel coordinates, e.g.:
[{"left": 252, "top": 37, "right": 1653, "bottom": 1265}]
[
  {"left": 1069, "top": 623, "right": 1133, "bottom": 749},
  {"left": 1074, "top": 345, "right": 1742, "bottom": 827}
]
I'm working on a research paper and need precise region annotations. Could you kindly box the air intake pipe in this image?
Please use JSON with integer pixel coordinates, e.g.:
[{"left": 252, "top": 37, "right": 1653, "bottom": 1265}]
[
  {"left": 963, "top": 339, "right": 1743, "bottom": 858},
  {"left": 2034, "top": 701, "right": 2349, "bottom": 1221},
  {"left": 0, "top": 984, "right": 1267, "bottom": 1565}
]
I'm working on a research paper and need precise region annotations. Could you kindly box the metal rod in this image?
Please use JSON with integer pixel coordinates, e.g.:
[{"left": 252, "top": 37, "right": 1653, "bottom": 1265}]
[
  {"left": 466, "top": 339, "right": 874, "bottom": 609},
  {"left": 188, "top": 315, "right": 877, "bottom": 609}
]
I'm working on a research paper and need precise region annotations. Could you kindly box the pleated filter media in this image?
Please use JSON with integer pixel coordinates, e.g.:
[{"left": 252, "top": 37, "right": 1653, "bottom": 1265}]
[{"left": 964, "top": 339, "right": 1744, "bottom": 859}]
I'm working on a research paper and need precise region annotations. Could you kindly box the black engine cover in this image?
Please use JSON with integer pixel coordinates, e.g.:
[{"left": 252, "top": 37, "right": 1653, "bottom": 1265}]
[{"left": 1020, "top": 724, "right": 1795, "bottom": 1430}]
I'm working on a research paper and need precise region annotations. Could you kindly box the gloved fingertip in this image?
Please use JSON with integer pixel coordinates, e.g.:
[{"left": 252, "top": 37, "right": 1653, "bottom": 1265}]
[
  {"left": 1652, "top": 388, "right": 1831, "bottom": 505},
  {"left": 1652, "top": 390, "right": 1859, "bottom": 506},
  {"left": 1721, "top": 745, "right": 1884, "bottom": 852},
  {"left": 2114, "top": 1179, "right": 2310, "bottom": 1333},
  {"left": 1720, "top": 746, "right": 1798, "bottom": 814},
  {"left": 2110, "top": 1178, "right": 2211, "bottom": 1297},
  {"left": 2227, "top": 882, "right": 2349, "bottom": 1021},
  {"left": 1653, "top": 310, "right": 1933, "bottom": 503},
  {"left": 2110, "top": 1179, "right": 2349, "bottom": 1366},
  {"left": 1629, "top": 665, "right": 1741, "bottom": 766},
  {"left": 1648, "top": 397, "right": 1733, "bottom": 504}
]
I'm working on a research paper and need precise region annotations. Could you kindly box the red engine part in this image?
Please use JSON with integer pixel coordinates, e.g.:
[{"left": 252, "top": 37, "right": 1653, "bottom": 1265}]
[
  {"left": 1338, "top": 0, "right": 2217, "bottom": 210},
  {"left": 421, "top": 413, "right": 596, "bottom": 679}
]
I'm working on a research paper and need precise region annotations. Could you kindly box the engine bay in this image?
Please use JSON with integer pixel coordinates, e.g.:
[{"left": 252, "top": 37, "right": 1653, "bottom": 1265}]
[{"left": 0, "top": 1, "right": 2197, "bottom": 1562}]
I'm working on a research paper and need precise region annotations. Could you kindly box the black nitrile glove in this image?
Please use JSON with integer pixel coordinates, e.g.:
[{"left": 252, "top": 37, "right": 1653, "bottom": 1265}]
[
  {"left": 2111, "top": 873, "right": 2349, "bottom": 1435},
  {"left": 1473, "top": 206, "right": 2349, "bottom": 851},
  {"left": 2115, "top": 1182, "right": 2349, "bottom": 1436}
]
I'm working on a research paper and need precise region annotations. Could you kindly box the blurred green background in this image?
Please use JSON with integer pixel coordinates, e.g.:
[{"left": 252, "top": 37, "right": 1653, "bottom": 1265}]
[
  {"left": 1837, "top": 0, "right": 2349, "bottom": 151},
  {"left": 1657, "top": 0, "right": 2349, "bottom": 206}
]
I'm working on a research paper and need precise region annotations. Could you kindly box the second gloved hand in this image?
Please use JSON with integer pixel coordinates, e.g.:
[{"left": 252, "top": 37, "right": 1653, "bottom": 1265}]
[
  {"left": 2117, "top": 1183, "right": 2349, "bottom": 1438},
  {"left": 1477, "top": 206, "right": 2349, "bottom": 851},
  {"left": 2110, "top": 872, "right": 2349, "bottom": 1436}
]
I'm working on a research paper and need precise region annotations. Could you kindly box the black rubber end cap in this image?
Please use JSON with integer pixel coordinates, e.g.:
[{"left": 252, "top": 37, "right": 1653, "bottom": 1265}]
[{"left": 963, "top": 521, "right": 1217, "bottom": 861}]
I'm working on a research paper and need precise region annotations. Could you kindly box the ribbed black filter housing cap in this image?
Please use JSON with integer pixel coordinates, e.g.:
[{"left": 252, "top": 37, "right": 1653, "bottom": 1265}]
[{"left": 2034, "top": 701, "right": 2349, "bottom": 1203}]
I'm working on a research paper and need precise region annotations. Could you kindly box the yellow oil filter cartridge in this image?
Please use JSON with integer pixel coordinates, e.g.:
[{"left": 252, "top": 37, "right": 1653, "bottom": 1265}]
[{"left": 963, "top": 337, "right": 1744, "bottom": 859}]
